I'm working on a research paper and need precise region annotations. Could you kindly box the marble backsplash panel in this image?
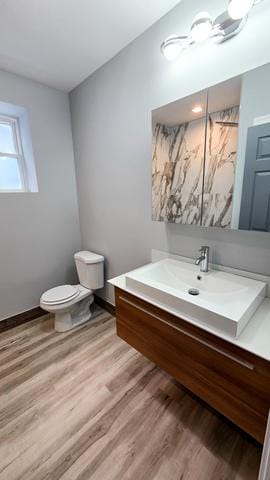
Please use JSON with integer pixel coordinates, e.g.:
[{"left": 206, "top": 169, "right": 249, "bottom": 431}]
[
  {"left": 152, "top": 117, "right": 205, "bottom": 224},
  {"left": 152, "top": 106, "right": 239, "bottom": 228},
  {"left": 202, "top": 106, "right": 239, "bottom": 228}
]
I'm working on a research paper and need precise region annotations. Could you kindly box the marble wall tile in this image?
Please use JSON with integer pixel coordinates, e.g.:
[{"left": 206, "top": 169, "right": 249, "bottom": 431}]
[
  {"left": 152, "top": 117, "right": 205, "bottom": 224},
  {"left": 152, "top": 106, "right": 239, "bottom": 227},
  {"left": 202, "top": 106, "right": 239, "bottom": 228}
]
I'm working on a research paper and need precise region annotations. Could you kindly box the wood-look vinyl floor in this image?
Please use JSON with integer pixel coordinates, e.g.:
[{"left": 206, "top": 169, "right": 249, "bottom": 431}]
[{"left": 0, "top": 312, "right": 262, "bottom": 480}]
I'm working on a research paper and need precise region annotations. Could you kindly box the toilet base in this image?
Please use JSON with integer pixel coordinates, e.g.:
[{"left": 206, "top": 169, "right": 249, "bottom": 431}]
[{"left": 54, "top": 295, "right": 94, "bottom": 332}]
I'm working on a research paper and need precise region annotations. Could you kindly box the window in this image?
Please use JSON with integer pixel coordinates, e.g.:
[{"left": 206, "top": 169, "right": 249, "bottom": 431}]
[
  {"left": 0, "top": 115, "right": 28, "bottom": 191},
  {"left": 0, "top": 101, "right": 38, "bottom": 193}
]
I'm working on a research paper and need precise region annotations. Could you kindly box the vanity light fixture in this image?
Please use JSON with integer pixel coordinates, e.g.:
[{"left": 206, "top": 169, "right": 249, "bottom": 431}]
[
  {"left": 161, "top": 0, "right": 262, "bottom": 60},
  {"left": 191, "top": 12, "right": 213, "bottom": 43},
  {"left": 192, "top": 106, "right": 203, "bottom": 113}
]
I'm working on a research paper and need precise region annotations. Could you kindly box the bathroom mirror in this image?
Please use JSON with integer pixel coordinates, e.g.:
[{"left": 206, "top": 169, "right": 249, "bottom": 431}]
[
  {"left": 202, "top": 77, "right": 241, "bottom": 228},
  {"left": 152, "top": 62, "right": 270, "bottom": 232},
  {"left": 152, "top": 89, "right": 207, "bottom": 224}
]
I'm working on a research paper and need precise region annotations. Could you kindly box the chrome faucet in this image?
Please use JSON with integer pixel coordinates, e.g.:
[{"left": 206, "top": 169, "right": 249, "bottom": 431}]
[{"left": 195, "top": 246, "right": 210, "bottom": 273}]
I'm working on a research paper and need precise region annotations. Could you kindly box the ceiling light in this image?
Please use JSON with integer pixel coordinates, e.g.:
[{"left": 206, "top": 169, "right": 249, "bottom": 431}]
[
  {"left": 161, "top": 35, "right": 189, "bottom": 61},
  {"left": 192, "top": 106, "right": 203, "bottom": 113},
  {"left": 228, "top": 0, "right": 254, "bottom": 19},
  {"left": 191, "top": 12, "right": 213, "bottom": 43}
]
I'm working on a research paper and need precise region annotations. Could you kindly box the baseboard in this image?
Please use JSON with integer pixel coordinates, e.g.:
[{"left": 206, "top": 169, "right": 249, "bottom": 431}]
[
  {"left": 0, "top": 306, "right": 44, "bottom": 333},
  {"left": 0, "top": 296, "right": 114, "bottom": 334},
  {"left": 94, "top": 294, "right": 115, "bottom": 316}
]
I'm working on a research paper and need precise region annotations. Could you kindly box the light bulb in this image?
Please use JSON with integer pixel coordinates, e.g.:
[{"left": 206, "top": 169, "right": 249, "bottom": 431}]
[
  {"left": 161, "top": 35, "right": 188, "bottom": 61},
  {"left": 191, "top": 12, "right": 213, "bottom": 43},
  {"left": 192, "top": 106, "right": 203, "bottom": 113},
  {"left": 163, "top": 42, "right": 182, "bottom": 61},
  {"left": 228, "top": 0, "right": 254, "bottom": 20}
]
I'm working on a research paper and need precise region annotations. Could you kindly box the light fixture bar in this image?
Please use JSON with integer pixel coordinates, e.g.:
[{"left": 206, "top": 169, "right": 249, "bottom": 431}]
[{"left": 161, "top": 0, "right": 260, "bottom": 60}]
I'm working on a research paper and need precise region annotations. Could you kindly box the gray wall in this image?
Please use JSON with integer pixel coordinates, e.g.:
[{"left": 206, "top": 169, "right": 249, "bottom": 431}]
[
  {"left": 0, "top": 70, "right": 81, "bottom": 320},
  {"left": 70, "top": 0, "right": 270, "bottom": 305}
]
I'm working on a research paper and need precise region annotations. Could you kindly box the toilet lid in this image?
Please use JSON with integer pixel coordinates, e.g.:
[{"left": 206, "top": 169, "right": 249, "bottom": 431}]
[{"left": 41, "top": 285, "right": 79, "bottom": 305}]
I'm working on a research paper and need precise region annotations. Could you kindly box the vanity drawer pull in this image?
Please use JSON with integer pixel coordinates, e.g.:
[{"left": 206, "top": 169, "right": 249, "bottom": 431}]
[{"left": 118, "top": 295, "right": 255, "bottom": 371}]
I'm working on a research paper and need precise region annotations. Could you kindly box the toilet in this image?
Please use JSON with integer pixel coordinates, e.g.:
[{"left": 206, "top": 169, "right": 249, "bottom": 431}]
[{"left": 40, "top": 251, "right": 104, "bottom": 332}]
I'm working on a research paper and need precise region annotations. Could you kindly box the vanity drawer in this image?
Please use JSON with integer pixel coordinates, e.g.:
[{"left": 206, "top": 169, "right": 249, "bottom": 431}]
[{"left": 115, "top": 287, "right": 270, "bottom": 443}]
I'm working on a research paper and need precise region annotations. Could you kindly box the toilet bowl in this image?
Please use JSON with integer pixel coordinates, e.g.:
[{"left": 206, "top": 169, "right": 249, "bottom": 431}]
[{"left": 40, "top": 251, "right": 104, "bottom": 332}]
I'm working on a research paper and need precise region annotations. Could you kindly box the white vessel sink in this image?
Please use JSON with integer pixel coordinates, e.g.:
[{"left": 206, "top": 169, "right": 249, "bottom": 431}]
[{"left": 125, "top": 259, "right": 267, "bottom": 337}]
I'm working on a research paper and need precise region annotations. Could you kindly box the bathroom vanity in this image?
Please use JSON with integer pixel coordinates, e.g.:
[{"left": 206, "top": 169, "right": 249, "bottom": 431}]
[{"left": 109, "top": 252, "right": 270, "bottom": 444}]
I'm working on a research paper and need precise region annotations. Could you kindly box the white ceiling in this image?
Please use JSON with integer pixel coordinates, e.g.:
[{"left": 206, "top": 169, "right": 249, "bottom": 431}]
[{"left": 0, "top": 0, "right": 181, "bottom": 92}]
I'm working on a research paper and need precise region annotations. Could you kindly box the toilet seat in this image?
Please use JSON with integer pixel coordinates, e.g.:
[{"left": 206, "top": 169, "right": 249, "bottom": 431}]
[{"left": 41, "top": 285, "right": 80, "bottom": 305}]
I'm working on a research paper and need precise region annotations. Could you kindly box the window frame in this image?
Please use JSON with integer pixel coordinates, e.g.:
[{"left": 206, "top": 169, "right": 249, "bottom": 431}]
[{"left": 0, "top": 114, "right": 28, "bottom": 192}]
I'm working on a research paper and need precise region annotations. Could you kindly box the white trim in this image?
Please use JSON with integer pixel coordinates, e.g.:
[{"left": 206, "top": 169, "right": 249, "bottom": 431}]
[
  {"left": 0, "top": 114, "right": 28, "bottom": 192},
  {"left": 0, "top": 189, "right": 28, "bottom": 193},
  {"left": 0, "top": 151, "right": 22, "bottom": 157},
  {"left": 259, "top": 411, "right": 270, "bottom": 480}
]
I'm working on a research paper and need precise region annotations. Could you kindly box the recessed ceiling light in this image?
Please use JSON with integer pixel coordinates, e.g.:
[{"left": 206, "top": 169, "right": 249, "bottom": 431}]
[
  {"left": 228, "top": 0, "right": 254, "bottom": 20},
  {"left": 191, "top": 12, "right": 213, "bottom": 43},
  {"left": 161, "top": 35, "right": 189, "bottom": 61},
  {"left": 192, "top": 106, "right": 203, "bottom": 113}
]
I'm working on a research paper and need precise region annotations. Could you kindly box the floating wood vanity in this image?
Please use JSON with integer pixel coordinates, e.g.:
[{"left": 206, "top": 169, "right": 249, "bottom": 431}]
[{"left": 114, "top": 286, "right": 270, "bottom": 444}]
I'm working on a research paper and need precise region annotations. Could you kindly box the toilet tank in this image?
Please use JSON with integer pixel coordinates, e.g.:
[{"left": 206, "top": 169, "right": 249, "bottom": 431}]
[{"left": 74, "top": 251, "right": 104, "bottom": 290}]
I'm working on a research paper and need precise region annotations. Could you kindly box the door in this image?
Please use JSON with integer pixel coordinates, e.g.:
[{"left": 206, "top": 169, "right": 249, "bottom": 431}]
[{"left": 239, "top": 123, "right": 270, "bottom": 231}]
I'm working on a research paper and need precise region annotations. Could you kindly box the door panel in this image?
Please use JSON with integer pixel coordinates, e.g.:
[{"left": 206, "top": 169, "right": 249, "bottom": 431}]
[
  {"left": 239, "top": 123, "right": 270, "bottom": 231},
  {"left": 251, "top": 172, "right": 270, "bottom": 231}
]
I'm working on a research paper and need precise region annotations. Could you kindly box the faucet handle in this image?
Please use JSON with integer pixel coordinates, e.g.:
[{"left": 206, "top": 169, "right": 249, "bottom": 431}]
[
  {"left": 199, "top": 246, "right": 210, "bottom": 256},
  {"left": 199, "top": 245, "right": 209, "bottom": 252}
]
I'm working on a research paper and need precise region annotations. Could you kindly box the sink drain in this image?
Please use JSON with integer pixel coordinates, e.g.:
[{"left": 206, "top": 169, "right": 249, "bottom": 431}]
[{"left": 188, "top": 288, "right": 200, "bottom": 296}]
